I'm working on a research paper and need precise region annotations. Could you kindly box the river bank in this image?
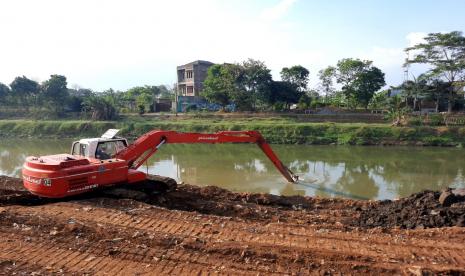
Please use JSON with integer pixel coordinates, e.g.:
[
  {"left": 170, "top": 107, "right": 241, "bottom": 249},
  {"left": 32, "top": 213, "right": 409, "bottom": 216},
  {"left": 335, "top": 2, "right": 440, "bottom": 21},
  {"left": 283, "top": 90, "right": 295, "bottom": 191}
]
[
  {"left": 1, "top": 119, "right": 465, "bottom": 146},
  {"left": 0, "top": 175, "right": 464, "bottom": 274}
]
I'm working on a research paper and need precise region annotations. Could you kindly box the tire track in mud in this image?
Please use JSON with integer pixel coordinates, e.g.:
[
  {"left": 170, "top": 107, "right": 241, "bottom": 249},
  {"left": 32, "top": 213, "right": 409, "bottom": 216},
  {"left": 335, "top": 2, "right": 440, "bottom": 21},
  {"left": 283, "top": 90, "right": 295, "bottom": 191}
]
[
  {"left": 0, "top": 236, "right": 205, "bottom": 275},
  {"left": 1, "top": 200, "right": 464, "bottom": 275},
  {"left": 0, "top": 230, "right": 271, "bottom": 275},
  {"left": 0, "top": 208, "right": 284, "bottom": 275}
]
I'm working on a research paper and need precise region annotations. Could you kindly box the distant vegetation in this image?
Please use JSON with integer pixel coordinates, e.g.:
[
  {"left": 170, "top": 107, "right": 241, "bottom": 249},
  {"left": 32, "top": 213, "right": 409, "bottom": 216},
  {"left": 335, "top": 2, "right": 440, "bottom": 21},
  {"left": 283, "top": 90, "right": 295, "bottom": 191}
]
[
  {"left": 0, "top": 75, "right": 174, "bottom": 120},
  {"left": 0, "top": 31, "right": 464, "bottom": 122},
  {"left": 202, "top": 58, "right": 385, "bottom": 112},
  {"left": 201, "top": 31, "right": 465, "bottom": 117}
]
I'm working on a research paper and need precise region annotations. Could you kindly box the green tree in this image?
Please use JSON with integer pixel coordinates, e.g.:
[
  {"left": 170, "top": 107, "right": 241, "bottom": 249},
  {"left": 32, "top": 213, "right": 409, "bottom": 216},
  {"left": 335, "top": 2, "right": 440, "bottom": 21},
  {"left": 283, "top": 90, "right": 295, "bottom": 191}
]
[
  {"left": 146, "top": 85, "right": 162, "bottom": 98},
  {"left": 124, "top": 85, "right": 161, "bottom": 112},
  {"left": 64, "top": 88, "right": 92, "bottom": 112},
  {"left": 203, "top": 63, "right": 255, "bottom": 111},
  {"left": 0, "top": 82, "right": 10, "bottom": 104},
  {"left": 239, "top": 59, "right": 272, "bottom": 109},
  {"left": 387, "top": 95, "right": 408, "bottom": 126},
  {"left": 158, "top": 85, "right": 174, "bottom": 99},
  {"left": 400, "top": 74, "right": 429, "bottom": 111},
  {"left": 260, "top": 81, "right": 302, "bottom": 110},
  {"left": 280, "top": 65, "right": 309, "bottom": 92},
  {"left": 328, "top": 91, "right": 346, "bottom": 108},
  {"left": 318, "top": 66, "right": 336, "bottom": 99},
  {"left": 405, "top": 31, "right": 465, "bottom": 112},
  {"left": 10, "top": 76, "right": 39, "bottom": 110},
  {"left": 424, "top": 78, "right": 451, "bottom": 112},
  {"left": 231, "top": 89, "right": 254, "bottom": 111},
  {"left": 368, "top": 90, "right": 389, "bottom": 110},
  {"left": 82, "top": 94, "right": 119, "bottom": 120},
  {"left": 352, "top": 66, "right": 386, "bottom": 109},
  {"left": 136, "top": 93, "right": 153, "bottom": 114},
  {"left": 202, "top": 64, "right": 234, "bottom": 108},
  {"left": 334, "top": 58, "right": 385, "bottom": 109},
  {"left": 297, "top": 93, "right": 312, "bottom": 110},
  {"left": 41, "top": 75, "right": 69, "bottom": 113}
]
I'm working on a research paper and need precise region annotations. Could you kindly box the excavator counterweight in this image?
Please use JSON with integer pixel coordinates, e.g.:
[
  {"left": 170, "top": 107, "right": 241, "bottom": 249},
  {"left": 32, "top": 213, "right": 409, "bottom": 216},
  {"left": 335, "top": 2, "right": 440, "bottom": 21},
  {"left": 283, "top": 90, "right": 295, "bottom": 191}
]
[{"left": 22, "top": 130, "right": 298, "bottom": 198}]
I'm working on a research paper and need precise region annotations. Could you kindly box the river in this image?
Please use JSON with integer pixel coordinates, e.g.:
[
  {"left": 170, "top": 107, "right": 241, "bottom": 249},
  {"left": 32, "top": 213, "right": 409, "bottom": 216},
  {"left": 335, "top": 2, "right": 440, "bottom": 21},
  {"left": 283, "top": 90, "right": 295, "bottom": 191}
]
[{"left": 1, "top": 138, "right": 464, "bottom": 200}]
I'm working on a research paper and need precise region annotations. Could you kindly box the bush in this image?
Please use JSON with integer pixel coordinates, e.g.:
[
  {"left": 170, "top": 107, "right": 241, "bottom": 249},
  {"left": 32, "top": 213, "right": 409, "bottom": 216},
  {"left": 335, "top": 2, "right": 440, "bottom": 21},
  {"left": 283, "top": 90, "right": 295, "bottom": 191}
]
[
  {"left": 273, "top": 102, "right": 285, "bottom": 111},
  {"left": 427, "top": 114, "right": 445, "bottom": 126},
  {"left": 185, "top": 105, "right": 198, "bottom": 112},
  {"left": 407, "top": 116, "right": 423, "bottom": 126}
]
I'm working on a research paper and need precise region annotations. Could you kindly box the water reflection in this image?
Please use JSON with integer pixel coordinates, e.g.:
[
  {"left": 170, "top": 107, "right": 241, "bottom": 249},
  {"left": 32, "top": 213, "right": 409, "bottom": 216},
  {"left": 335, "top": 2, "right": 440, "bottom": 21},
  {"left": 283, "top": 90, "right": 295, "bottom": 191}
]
[
  {"left": 0, "top": 139, "right": 71, "bottom": 177},
  {"left": 1, "top": 139, "right": 464, "bottom": 200},
  {"left": 143, "top": 144, "right": 465, "bottom": 199}
]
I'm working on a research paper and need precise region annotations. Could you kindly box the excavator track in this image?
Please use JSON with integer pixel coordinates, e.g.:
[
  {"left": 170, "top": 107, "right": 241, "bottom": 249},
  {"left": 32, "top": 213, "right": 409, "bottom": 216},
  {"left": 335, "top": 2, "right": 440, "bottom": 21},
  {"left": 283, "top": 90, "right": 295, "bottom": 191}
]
[
  {"left": 146, "top": 174, "right": 178, "bottom": 192},
  {"left": 101, "top": 174, "right": 177, "bottom": 200}
]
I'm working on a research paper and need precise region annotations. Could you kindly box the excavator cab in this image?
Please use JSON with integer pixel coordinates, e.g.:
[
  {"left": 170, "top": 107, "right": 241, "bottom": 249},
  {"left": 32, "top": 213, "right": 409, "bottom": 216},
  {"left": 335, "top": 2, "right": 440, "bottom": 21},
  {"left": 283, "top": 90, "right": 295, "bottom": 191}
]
[{"left": 70, "top": 129, "right": 128, "bottom": 160}]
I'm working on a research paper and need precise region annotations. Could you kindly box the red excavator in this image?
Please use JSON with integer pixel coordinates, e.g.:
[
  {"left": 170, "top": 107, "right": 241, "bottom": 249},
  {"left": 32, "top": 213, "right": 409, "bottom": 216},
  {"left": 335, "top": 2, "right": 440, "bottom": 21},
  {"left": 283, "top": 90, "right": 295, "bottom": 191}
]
[{"left": 22, "top": 129, "right": 298, "bottom": 198}]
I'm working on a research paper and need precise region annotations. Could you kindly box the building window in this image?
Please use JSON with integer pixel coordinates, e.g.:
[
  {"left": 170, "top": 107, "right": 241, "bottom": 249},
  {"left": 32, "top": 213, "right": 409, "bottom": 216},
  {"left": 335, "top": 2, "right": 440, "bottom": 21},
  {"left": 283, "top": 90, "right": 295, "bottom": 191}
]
[
  {"left": 187, "top": 86, "right": 194, "bottom": 95},
  {"left": 186, "top": 70, "right": 193, "bottom": 79},
  {"left": 178, "top": 70, "right": 185, "bottom": 82}
]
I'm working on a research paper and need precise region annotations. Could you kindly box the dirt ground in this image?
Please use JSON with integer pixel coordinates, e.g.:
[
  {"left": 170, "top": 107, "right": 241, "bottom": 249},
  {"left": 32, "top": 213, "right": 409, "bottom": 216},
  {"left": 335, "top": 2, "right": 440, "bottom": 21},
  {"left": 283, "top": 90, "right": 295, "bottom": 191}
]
[{"left": 1, "top": 175, "right": 464, "bottom": 275}]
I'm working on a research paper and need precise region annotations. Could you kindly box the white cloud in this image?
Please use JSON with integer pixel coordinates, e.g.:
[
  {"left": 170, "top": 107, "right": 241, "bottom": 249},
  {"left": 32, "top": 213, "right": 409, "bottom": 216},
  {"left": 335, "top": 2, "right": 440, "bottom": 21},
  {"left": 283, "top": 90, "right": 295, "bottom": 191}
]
[
  {"left": 359, "top": 32, "right": 427, "bottom": 68},
  {"left": 406, "top": 32, "right": 427, "bottom": 47},
  {"left": 260, "top": 0, "right": 298, "bottom": 21},
  {"left": 360, "top": 47, "right": 405, "bottom": 68},
  {"left": 353, "top": 32, "right": 431, "bottom": 86}
]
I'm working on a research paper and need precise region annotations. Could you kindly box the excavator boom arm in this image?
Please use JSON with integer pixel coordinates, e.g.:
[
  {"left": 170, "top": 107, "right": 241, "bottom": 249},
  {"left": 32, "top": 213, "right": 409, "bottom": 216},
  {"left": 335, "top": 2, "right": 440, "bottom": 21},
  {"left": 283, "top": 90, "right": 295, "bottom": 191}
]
[{"left": 116, "top": 130, "right": 298, "bottom": 183}]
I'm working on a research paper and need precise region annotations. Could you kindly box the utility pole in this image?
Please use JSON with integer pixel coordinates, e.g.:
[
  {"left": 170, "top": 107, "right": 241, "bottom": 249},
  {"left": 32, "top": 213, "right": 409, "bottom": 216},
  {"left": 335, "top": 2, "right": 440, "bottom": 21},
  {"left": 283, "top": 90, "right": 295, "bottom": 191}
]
[
  {"left": 403, "top": 50, "right": 410, "bottom": 83},
  {"left": 174, "top": 83, "right": 178, "bottom": 116}
]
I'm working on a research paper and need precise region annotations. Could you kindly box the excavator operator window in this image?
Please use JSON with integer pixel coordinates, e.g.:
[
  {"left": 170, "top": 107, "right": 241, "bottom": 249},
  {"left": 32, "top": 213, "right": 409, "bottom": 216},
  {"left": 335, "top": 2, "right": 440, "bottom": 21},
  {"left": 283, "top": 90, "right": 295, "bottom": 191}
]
[
  {"left": 72, "top": 143, "right": 88, "bottom": 157},
  {"left": 96, "top": 140, "right": 126, "bottom": 160}
]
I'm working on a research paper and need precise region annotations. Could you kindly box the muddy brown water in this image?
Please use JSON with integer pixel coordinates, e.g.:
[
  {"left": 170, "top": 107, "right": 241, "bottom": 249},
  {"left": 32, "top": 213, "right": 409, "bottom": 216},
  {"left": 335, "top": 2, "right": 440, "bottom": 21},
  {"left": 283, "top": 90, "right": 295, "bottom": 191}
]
[{"left": 1, "top": 138, "right": 465, "bottom": 200}]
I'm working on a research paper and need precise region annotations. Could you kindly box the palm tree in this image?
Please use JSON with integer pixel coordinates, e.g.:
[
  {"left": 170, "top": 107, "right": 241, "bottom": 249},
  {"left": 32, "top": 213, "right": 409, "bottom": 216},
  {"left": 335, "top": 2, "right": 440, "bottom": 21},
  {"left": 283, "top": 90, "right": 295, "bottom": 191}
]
[
  {"left": 424, "top": 78, "right": 450, "bottom": 113},
  {"left": 401, "top": 74, "right": 428, "bottom": 111},
  {"left": 82, "top": 95, "right": 119, "bottom": 120}
]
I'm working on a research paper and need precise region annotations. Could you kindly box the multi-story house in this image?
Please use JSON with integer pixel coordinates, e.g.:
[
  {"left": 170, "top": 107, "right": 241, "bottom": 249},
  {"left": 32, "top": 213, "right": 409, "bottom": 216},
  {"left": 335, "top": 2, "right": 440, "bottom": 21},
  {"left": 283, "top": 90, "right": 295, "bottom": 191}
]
[{"left": 176, "top": 60, "right": 214, "bottom": 97}]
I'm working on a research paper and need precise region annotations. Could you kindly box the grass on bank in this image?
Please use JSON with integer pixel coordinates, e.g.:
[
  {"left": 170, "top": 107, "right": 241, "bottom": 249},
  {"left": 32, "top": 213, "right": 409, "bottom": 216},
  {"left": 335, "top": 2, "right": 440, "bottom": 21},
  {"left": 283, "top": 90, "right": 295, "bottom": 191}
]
[{"left": 1, "top": 118, "right": 465, "bottom": 146}]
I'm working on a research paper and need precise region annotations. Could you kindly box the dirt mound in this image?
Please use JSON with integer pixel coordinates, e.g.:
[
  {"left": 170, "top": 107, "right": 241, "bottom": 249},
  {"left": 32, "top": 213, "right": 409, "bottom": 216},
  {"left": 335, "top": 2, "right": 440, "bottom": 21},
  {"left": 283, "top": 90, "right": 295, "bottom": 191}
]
[
  {"left": 105, "top": 183, "right": 465, "bottom": 229},
  {"left": 0, "top": 175, "right": 25, "bottom": 191},
  {"left": 149, "top": 184, "right": 371, "bottom": 229},
  {"left": 2, "top": 175, "right": 465, "bottom": 229},
  {"left": 1, "top": 175, "right": 465, "bottom": 274},
  {"left": 356, "top": 189, "right": 465, "bottom": 229}
]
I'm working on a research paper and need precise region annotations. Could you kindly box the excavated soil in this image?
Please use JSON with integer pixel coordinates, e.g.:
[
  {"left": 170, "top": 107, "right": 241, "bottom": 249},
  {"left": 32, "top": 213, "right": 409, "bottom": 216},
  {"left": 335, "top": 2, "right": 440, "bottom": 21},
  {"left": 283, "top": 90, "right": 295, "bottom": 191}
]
[
  {"left": 357, "top": 190, "right": 465, "bottom": 229},
  {"left": 0, "top": 175, "right": 464, "bottom": 275}
]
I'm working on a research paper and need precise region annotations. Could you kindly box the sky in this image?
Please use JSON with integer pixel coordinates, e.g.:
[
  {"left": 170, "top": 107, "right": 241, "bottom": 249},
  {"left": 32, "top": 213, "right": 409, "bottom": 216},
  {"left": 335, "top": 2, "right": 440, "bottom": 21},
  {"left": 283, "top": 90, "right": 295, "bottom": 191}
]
[{"left": 0, "top": 0, "right": 464, "bottom": 91}]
